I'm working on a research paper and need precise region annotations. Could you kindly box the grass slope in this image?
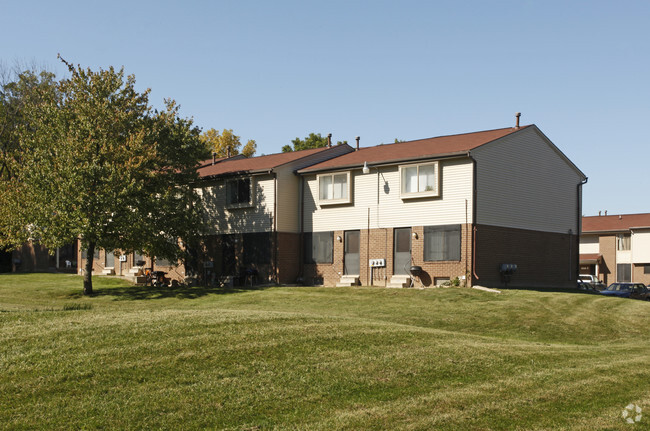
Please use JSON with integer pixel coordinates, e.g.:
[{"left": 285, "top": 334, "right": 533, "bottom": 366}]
[{"left": 1, "top": 273, "right": 649, "bottom": 430}]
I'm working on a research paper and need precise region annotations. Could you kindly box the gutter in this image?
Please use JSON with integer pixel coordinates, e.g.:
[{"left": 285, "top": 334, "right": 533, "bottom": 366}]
[{"left": 297, "top": 152, "right": 470, "bottom": 175}]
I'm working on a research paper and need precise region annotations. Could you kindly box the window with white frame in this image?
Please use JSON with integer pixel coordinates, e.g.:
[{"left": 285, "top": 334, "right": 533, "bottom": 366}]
[
  {"left": 318, "top": 172, "right": 350, "bottom": 204},
  {"left": 400, "top": 162, "right": 439, "bottom": 198},
  {"left": 616, "top": 234, "right": 631, "bottom": 251},
  {"left": 226, "top": 177, "right": 252, "bottom": 207}
]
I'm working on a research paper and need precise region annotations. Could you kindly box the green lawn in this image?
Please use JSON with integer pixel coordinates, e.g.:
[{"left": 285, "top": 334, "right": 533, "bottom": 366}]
[{"left": 1, "top": 273, "right": 649, "bottom": 430}]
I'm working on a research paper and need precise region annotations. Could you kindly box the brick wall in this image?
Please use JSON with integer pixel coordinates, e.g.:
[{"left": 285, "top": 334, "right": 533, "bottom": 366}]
[
  {"left": 598, "top": 235, "right": 615, "bottom": 285},
  {"left": 277, "top": 232, "right": 300, "bottom": 284},
  {"left": 302, "top": 225, "right": 472, "bottom": 287},
  {"left": 473, "top": 224, "right": 578, "bottom": 288}
]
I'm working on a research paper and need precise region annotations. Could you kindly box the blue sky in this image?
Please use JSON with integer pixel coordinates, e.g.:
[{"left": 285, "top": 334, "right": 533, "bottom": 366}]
[{"left": 2, "top": 0, "right": 648, "bottom": 216}]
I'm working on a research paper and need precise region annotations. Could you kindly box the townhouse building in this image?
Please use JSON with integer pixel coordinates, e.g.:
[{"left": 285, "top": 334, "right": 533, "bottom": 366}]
[
  {"left": 298, "top": 124, "right": 586, "bottom": 288},
  {"left": 580, "top": 213, "right": 650, "bottom": 285}
]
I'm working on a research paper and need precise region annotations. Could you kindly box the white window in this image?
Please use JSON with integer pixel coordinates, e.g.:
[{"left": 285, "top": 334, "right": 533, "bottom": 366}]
[
  {"left": 400, "top": 162, "right": 439, "bottom": 198},
  {"left": 617, "top": 234, "right": 631, "bottom": 251},
  {"left": 318, "top": 172, "right": 351, "bottom": 204}
]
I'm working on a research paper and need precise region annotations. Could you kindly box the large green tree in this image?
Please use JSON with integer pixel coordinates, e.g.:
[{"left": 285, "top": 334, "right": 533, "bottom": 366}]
[
  {"left": 0, "top": 58, "right": 208, "bottom": 294},
  {"left": 200, "top": 128, "right": 256, "bottom": 158},
  {"left": 0, "top": 69, "right": 59, "bottom": 180},
  {"left": 282, "top": 132, "right": 347, "bottom": 152}
]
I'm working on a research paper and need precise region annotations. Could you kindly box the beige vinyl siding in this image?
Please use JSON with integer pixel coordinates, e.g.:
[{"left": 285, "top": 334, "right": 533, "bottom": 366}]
[
  {"left": 471, "top": 127, "right": 583, "bottom": 234},
  {"left": 579, "top": 235, "right": 600, "bottom": 254},
  {"left": 631, "top": 230, "right": 650, "bottom": 263},
  {"left": 273, "top": 145, "right": 354, "bottom": 234},
  {"left": 275, "top": 166, "right": 300, "bottom": 233},
  {"left": 199, "top": 173, "right": 275, "bottom": 234},
  {"left": 304, "top": 158, "right": 474, "bottom": 232}
]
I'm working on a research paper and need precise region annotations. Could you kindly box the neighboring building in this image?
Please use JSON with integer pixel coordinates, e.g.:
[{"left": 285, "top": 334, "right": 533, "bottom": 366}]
[
  {"left": 76, "top": 145, "right": 354, "bottom": 284},
  {"left": 0, "top": 242, "right": 77, "bottom": 274},
  {"left": 297, "top": 124, "right": 586, "bottom": 288},
  {"left": 580, "top": 213, "right": 650, "bottom": 285},
  {"left": 195, "top": 144, "right": 353, "bottom": 284}
]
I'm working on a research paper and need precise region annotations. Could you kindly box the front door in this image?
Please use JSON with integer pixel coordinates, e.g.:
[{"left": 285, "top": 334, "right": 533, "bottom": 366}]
[
  {"left": 394, "top": 228, "right": 411, "bottom": 275},
  {"left": 344, "top": 230, "right": 360, "bottom": 275}
]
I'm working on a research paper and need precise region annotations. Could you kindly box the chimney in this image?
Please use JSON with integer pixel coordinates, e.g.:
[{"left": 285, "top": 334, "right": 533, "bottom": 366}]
[
  {"left": 227, "top": 147, "right": 231, "bottom": 158},
  {"left": 515, "top": 112, "right": 521, "bottom": 129},
  {"left": 355, "top": 136, "right": 360, "bottom": 151},
  {"left": 598, "top": 210, "right": 601, "bottom": 216},
  {"left": 327, "top": 133, "right": 332, "bottom": 148},
  {"left": 605, "top": 210, "right": 608, "bottom": 216},
  {"left": 212, "top": 152, "right": 217, "bottom": 165}
]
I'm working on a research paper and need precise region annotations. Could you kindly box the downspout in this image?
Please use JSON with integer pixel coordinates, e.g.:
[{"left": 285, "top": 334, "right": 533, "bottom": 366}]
[
  {"left": 469, "top": 152, "right": 479, "bottom": 282},
  {"left": 576, "top": 177, "right": 588, "bottom": 282},
  {"left": 273, "top": 170, "right": 278, "bottom": 284},
  {"left": 299, "top": 175, "right": 305, "bottom": 282}
]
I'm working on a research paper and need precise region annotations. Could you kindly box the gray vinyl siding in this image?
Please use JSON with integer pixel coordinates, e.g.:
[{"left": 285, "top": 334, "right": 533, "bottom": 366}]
[
  {"left": 471, "top": 127, "right": 584, "bottom": 234},
  {"left": 303, "top": 158, "right": 474, "bottom": 232},
  {"left": 199, "top": 173, "right": 275, "bottom": 234}
]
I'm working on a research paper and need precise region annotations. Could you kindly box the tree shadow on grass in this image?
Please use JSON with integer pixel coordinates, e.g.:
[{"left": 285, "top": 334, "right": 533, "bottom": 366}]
[{"left": 68, "top": 284, "right": 275, "bottom": 301}]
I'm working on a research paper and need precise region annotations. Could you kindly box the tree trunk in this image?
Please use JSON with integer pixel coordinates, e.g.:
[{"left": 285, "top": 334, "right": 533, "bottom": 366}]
[{"left": 83, "top": 241, "right": 95, "bottom": 295}]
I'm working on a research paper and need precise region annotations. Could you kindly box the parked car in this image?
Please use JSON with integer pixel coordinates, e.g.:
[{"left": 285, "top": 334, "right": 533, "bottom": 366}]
[
  {"left": 600, "top": 283, "right": 650, "bottom": 300},
  {"left": 577, "top": 274, "right": 606, "bottom": 291}
]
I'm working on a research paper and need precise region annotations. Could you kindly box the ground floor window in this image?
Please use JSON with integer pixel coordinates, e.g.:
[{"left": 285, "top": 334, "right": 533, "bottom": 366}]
[
  {"left": 424, "top": 224, "right": 461, "bottom": 261},
  {"left": 81, "top": 247, "right": 100, "bottom": 260},
  {"left": 304, "top": 232, "right": 333, "bottom": 264},
  {"left": 105, "top": 251, "right": 115, "bottom": 268},
  {"left": 156, "top": 256, "right": 172, "bottom": 267},
  {"left": 617, "top": 263, "right": 631, "bottom": 282},
  {"left": 243, "top": 232, "right": 271, "bottom": 265},
  {"left": 645, "top": 264, "right": 650, "bottom": 275}
]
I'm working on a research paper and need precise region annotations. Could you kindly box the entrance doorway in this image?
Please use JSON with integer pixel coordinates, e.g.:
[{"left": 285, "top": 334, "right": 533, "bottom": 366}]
[
  {"left": 344, "top": 230, "right": 360, "bottom": 275},
  {"left": 394, "top": 227, "right": 411, "bottom": 275},
  {"left": 0, "top": 248, "right": 11, "bottom": 273}
]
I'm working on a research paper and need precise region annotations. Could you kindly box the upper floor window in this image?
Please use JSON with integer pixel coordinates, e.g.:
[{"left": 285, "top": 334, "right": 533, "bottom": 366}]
[
  {"left": 616, "top": 234, "right": 631, "bottom": 251},
  {"left": 318, "top": 172, "right": 350, "bottom": 205},
  {"left": 400, "top": 161, "right": 439, "bottom": 199},
  {"left": 226, "top": 177, "right": 252, "bottom": 208}
]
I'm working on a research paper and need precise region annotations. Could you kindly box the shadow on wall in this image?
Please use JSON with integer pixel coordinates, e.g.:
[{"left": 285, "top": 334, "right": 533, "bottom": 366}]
[{"left": 196, "top": 179, "right": 274, "bottom": 285}]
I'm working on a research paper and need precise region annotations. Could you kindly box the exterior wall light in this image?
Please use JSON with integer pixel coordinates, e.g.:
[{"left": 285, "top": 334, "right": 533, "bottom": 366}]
[
  {"left": 362, "top": 161, "right": 370, "bottom": 174},
  {"left": 412, "top": 232, "right": 418, "bottom": 240},
  {"left": 337, "top": 235, "right": 342, "bottom": 242}
]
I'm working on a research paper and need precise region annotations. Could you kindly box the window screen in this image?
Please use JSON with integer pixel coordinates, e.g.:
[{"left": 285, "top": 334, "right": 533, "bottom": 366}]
[
  {"left": 227, "top": 178, "right": 251, "bottom": 205},
  {"left": 617, "top": 263, "right": 631, "bottom": 282},
  {"left": 304, "top": 232, "right": 333, "bottom": 264},
  {"left": 424, "top": 225, "right": 461, "bottom": 261},
  {"left": 243, "top": 232, "right": 271, "bottom": 265}
]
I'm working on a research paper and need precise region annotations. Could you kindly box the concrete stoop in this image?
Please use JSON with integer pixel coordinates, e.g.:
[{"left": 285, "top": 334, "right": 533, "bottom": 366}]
[
  {"left": 387, "top": 274, "right": 411, "bottom": 288},
  {"left": 336, "top": 275, "right": 360, "bottom": 287}
]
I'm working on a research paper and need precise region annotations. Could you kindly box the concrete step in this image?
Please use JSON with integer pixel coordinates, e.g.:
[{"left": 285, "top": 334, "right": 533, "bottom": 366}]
[
  {"left": 101, "top": 268, "right": 115, "bottom": 275},
  {"left": 336, "top": 275, "right": 360, "bottom": 287},
  {"left": 387, "top": 275, "right": 411, "bottom": 288}
]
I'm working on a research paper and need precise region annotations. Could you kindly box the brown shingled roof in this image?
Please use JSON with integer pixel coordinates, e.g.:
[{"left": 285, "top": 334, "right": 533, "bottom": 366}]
[
  {"left": 197, "top": 146, "right": 336, "bottom": 178},
  {"left": 298, "top": 126, "right": 530, "bottom": 173},
  {"left": 582, "top": 213, "right": 650, "bottom": 233}
]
